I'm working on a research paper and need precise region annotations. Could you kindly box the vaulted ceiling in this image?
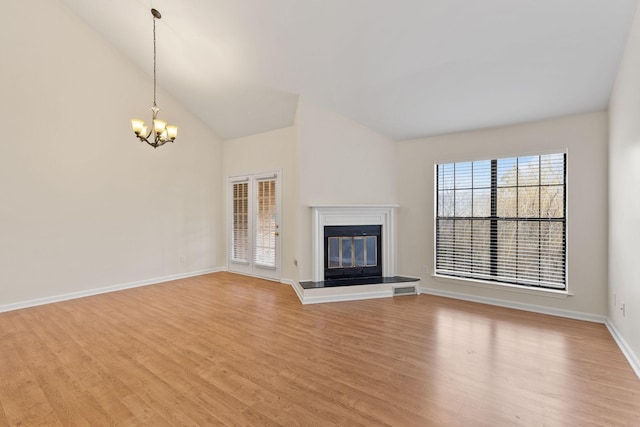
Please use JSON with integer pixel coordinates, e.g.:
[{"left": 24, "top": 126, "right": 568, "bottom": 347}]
[{"left": 62, "top": 0, "right": 638, "bottom": 140}]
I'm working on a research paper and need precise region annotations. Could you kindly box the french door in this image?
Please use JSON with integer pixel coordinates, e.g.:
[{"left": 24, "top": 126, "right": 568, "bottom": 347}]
[{"left": 227, "top": 172, "right": 281, "bottom": 280}]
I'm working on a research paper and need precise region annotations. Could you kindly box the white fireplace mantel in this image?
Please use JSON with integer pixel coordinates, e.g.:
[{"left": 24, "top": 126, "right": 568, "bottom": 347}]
[{"left": 310, "top": 204, "right": 398, "bottom": 282}]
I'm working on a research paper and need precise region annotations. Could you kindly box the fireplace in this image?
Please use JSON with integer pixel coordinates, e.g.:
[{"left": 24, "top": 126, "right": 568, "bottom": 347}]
[
  {"left": 310, "top": 205, "right": 397, "bottom": 282},
  {"left": 324, "top": 225, "right": 382, "bottom": 280}
]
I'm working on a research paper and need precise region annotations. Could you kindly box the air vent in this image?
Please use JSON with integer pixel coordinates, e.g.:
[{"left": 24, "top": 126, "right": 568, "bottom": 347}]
[{"left": 393, "top": 286, "right": 416, "bottom": 296}]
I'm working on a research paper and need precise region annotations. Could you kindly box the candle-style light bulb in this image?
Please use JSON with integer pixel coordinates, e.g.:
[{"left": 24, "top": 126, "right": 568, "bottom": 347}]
[
  {"left": 166, "top": 125, "right": 178, "bottom": 140},
  {"left": 153, "top": 119, "right": 167, "bottom": 134},
  {"left": 131, "top": 119, "right": 145, "bottom": 135}
]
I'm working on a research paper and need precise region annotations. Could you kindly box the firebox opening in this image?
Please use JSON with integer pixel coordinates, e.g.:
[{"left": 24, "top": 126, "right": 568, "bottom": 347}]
[{"left": 324, "top": 225, "right": 382, "bottom": 280}]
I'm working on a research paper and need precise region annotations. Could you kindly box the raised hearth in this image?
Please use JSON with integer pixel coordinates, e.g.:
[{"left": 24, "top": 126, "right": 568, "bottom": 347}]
[
  {"left": 293, "top": 275, "right": 420, "bottom": 304},
  {"left": 300, "top": 276, "right": 419, "bottom": 289}
]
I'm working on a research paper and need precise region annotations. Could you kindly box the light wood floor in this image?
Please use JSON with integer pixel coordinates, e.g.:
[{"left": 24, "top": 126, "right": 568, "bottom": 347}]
[{"left": 0, "top": 272, "right": 638, "bottom": 426}]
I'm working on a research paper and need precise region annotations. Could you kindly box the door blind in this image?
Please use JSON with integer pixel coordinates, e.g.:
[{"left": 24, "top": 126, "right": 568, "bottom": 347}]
[
  {"left": 254, "top": 178, "right": 277, "bottom": 267},
  {"left": 232, "top": 181, "right": 249, "bottom": 262}
]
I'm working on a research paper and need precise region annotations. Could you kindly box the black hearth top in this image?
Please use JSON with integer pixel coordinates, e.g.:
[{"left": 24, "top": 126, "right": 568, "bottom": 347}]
[{"left": 299, "top": 276, "right": 419, "bottom": 289}]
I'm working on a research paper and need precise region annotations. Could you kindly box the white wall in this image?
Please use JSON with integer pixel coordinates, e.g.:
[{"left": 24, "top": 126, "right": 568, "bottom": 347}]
[
  {"left": 609, "top": 4, "right": 640, "bottom": 365},
  {"left": 295, "top": 99, "right": 397, "bottom": 281},
  {"left": 396, "top": 112, "right": 609, "bottom": 316},
  {"left": 0, "top": 0, "right": 224, "bottom": 308},
  {"left": 222, "top": 126, "right": 297, "bottom": 282}
]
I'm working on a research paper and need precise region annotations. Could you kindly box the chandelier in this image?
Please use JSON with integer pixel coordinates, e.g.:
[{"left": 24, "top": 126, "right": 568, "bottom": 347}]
[{"left": 130, "top": 8, "right": 178, "bottom": 148}]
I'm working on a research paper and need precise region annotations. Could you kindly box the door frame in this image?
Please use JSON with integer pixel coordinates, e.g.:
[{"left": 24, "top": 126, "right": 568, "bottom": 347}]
[{"left": 226, "top": 170, "right": 282, "bottom": 281}]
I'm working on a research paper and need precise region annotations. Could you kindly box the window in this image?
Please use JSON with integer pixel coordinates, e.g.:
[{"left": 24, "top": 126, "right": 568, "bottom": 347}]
[{"left": 435, "top": 153, "right": 566, "bottom": 290}]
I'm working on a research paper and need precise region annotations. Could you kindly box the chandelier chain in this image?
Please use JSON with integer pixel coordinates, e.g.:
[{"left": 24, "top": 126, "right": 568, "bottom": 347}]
[{"left": 153, "top": 14, "right": 157, "bottom": 107}]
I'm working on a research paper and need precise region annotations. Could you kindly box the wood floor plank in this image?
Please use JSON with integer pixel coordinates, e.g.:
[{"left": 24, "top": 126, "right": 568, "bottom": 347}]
[
  {"left": 0, "top": 339, "right": 62, "bottom": 427},
  {"left": 0, "top": 271, "right": 639, "bottom": 426},
  {"left": 16, "top": 306, "right": 138, "bottom": 425}
]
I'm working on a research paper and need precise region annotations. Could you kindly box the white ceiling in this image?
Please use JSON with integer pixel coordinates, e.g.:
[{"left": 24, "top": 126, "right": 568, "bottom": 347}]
[{"left": 62, "top": 0, "right": 638, "bottom": 140}]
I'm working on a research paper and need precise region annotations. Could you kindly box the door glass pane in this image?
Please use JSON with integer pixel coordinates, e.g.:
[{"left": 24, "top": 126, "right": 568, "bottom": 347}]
[
  {"left": 254, "top": 179, "right": 276, "bottom": 267},
  {"left": 232, "top": 182, "right": 248, "bottom": 262}
]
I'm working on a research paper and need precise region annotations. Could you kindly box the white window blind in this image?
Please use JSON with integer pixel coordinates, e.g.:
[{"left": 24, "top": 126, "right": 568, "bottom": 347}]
[
  {"left": 254, "top": 178, "right": 277, "bottom": 267},
  {"left": 232, "top": 181, "right": 249, "bottom": 262},
  {"left": 435, "top": 153, "right": 566, "bottom": 290}
]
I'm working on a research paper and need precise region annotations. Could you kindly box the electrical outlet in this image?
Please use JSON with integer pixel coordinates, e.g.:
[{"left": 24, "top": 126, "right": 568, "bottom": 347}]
[
  {"left": 179, "top": 256, "right": 186, "bottom": 265},
  {"left": 620, "top": 302, "right": 626, "bottom": 317}
]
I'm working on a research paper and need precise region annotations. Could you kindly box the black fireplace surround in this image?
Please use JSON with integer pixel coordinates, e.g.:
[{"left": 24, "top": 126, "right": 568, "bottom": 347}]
[{"left": 324, "top": 225, "right": 382, "bottom": 281}]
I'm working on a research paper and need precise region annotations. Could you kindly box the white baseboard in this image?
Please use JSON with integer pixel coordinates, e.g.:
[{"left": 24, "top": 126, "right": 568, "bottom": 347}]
[
  {"left": 279, "top": 278, "right": 296, "bottom": 286},
  {"left": 605, "top": 319, "right": 640, "bottom": 379},
  {"left": 279, "top": 278, "right": 296, "bottom": 288},
  {"left": 0, "top": 267, "right": 226, "bottom": 314},
  {"left": 286, "top": 279, "right": 306, "bottom": 303},
  {"left": 419, "top": 286, "right": 606, "bottom": 323},
  {"left": 280, "top": 278, "right": 305, "bottom": 302}
]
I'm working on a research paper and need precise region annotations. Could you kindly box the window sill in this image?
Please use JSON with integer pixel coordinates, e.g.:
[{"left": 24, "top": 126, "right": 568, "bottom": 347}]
[{"left": 432, "top": 274, "right": 572, "bottom": 299}]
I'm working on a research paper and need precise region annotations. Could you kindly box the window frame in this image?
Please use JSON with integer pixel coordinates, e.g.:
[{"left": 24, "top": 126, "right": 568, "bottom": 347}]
[{"left": 434, "top": 152, "right": 567, "bottom": 291}]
